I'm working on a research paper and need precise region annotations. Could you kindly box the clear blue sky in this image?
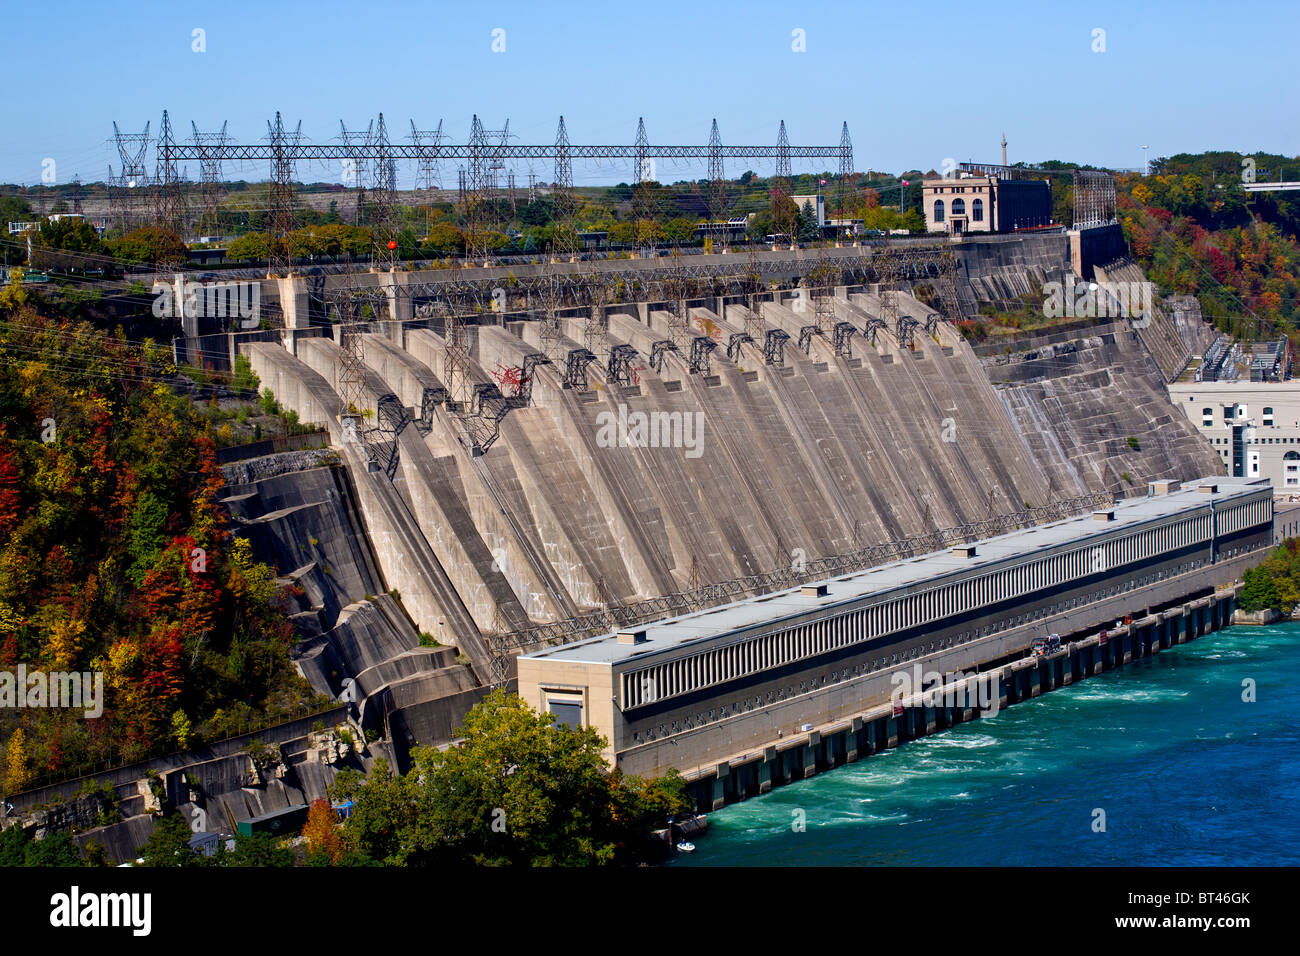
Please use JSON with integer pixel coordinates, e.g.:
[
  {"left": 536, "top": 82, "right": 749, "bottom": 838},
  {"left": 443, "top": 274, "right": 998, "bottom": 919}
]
[{"left": 3, "top": 0, "right": 1295, "bottom": 188}]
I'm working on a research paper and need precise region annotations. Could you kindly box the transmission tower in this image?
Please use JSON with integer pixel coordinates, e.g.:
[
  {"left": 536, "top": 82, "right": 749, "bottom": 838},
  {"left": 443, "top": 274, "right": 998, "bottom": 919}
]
[
  {"left": 551, "top": 116, "right": 576, "bottom": 258},
  {"left": 707, "top": 119, "right": 727, "bottom": 228},
  {"left": 835, "top": 121, "right": 853, "bottom": 223},
  {"left": 632, "top": 117, "right": 654, "bottom": 231},
  {"left": 409, "top": 119, "right": 445, "bottom": 201},
  {"left": 371, "top": 113, "right": 398, "bottom": 271},
  {"left": 110, "top": 121, "right": 150, "bottom": 233},
  {"left": 191, "top": 120, "right": 229, "bottom": 238},
  {"left": 488, "top": 120, "right": 513, "bottom": 219},
  {"left": 465, "top": 115, "right": 492, "bottom": 259},
  {"left": 772, "top": 120, "right": 796, "bottom": 244},
  {"left": 153, "top": 111, "right": 185, "bottom": 243},
  {"left": 266, "top": 112, "right": 302, "bottom": 276},
  {"left": 339, "top": 118, "right": 374, "bottom": 227}
]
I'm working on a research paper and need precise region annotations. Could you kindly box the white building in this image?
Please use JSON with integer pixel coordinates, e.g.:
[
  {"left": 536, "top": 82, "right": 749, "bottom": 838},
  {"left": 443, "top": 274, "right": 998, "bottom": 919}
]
[{"left": 1168, "top": 380, "right": 1300, "bottom": 495}]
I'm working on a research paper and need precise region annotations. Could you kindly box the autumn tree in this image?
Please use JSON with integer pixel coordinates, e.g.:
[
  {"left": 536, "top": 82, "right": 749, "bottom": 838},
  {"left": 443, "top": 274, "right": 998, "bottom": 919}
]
[
  {"left": 4, "top": 728, "right": 31, "bottom": 795},
  {"left": 302, "top": 798, "right": 346, "bottom": 864}
]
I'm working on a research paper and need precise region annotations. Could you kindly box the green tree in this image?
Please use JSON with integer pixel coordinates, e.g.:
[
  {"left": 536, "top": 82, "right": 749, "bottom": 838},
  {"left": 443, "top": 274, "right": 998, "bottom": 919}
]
[
  {"left": 107, "top": 226, "right": 188, "bottom": 268},
  {"left": 1240, "top": 565, "right": 1280, "bottom": 612},
  {"left": 138, "top": 812, "right": 203, "bottom": 867},
  {"left": 220, "top": 832, "right": 294, "bottom": 867},
  {"left": 226, "top": 233, "right": 271, "bottom": 262},
  {"left": 421, "top": 222, "right": 465, "bottom": 254},
  {"left": 0, "top": 824, "right": 32, "bottom": 866},
  {"left": 339, "top": 690, "right": 689, "bottom": 867},
  {"left": 36, "top": 217, "right": 103, "bottom": 254},
  {"left": 24, "top": 830, "right": 83, "bottom": 866},
  {"left": 331, "top": 760, "right": 417, "bottom": 865},
  {"left": 796, "top": 202, "right": 820, "bottom": 242}
]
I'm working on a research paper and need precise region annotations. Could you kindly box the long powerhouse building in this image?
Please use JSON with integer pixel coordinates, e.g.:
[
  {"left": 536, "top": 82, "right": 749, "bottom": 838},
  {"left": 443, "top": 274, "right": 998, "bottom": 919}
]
[{"left": 517, "top": 477, "right": 1273, "bottom": 776}]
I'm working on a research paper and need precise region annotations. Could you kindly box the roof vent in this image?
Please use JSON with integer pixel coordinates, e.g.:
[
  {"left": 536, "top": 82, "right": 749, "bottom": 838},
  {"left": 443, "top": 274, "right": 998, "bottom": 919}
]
[
  {"left": 1148, "top": 479, "right": 1181, "bottom": 496},
  {"left": 800, "top": 584, "right": 829, "bottom": 598},
  {"left": 951, "top": 545, "right": 978, "bottom": 558},
  {"left": 616, "top": 629, "right": 647, "bottom": 645},
  {"left": 1093, "top": 510, "right": 1116, "bottom": 522},
  {"left": 1198, "top": 483, "right": 1218, "bottom": 494}
]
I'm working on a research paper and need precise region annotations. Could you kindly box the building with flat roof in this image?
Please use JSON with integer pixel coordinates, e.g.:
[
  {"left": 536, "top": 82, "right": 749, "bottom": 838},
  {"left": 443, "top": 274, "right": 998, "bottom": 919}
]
[
  {"left": 923, "top": 176, "right": 1052, "bottom": 235},
  {"left": 518, "top": 477, "right": 1272, "bottom": 775},
  {"left": 1168, "top": 380, "right": 1300, "bottom": 494}
]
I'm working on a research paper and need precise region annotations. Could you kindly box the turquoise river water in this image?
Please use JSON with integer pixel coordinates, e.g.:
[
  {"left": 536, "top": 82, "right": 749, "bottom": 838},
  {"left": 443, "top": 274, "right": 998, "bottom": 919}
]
[{"left": 672, "top": 622, "right": 1300, "bottom": 866}]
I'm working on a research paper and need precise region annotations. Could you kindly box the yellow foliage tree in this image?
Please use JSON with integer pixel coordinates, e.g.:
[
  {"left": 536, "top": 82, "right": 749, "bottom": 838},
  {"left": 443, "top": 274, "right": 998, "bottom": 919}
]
[
  {"left": 5, "top": 728, "right": 31, "bottom": 794},
  {"left": 44, "top": 613, "right": 86, "bottom": 670}
]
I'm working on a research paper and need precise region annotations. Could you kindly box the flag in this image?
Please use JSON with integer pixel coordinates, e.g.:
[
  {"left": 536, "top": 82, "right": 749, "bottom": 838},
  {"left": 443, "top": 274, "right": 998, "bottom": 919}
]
[
  {"left": 819, "top": 179, "right": 826, "bottom": 185},
  {"left": 902, "top": 180, "right": 910, "bottom": 186}
]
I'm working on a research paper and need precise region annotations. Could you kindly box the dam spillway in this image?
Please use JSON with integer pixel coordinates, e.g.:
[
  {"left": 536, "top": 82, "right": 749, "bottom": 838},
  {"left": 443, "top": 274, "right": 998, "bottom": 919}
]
[{"left": 226, "top": 241, "right": 1226, "bottom": 760}]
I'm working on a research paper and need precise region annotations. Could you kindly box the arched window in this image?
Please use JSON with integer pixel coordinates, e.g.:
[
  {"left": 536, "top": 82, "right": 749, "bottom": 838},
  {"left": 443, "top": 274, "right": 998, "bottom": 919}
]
[
  {"left": 951, "top": 198, "right": 966, "bottom": 216},
  {"left": 1286, "top": 451, "right": 1300, "bottom": 486},
  {"left": 933, "top": 199, "right": 945, "bottom": 222},
  {"left": 1263, "top": 406, "right": 1274, "bottom": 425},
  {"left": 972, "top": 198, "right": 984, "bottom": 222}
]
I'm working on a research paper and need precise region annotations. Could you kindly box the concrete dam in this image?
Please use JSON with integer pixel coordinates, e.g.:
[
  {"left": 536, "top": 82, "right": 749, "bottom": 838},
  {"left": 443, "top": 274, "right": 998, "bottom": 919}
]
[
  {"left": 5, "top": 234, "right": 1245, "bottom": 854},
  {"left": 228, "top": 235, "right": 1226, "bottom": 761}
]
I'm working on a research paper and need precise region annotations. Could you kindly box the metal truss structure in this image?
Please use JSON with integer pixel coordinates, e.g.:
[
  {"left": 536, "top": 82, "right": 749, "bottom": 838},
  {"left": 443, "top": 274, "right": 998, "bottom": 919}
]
[{"left": 132, "top": 111, "right": 850, "bottom": 265}]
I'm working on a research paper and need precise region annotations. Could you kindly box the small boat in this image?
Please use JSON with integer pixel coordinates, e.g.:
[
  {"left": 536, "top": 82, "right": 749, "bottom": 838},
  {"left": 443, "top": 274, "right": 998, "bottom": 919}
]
[{"left": 676, "top": 841, "right": 696, "bottom": 853}]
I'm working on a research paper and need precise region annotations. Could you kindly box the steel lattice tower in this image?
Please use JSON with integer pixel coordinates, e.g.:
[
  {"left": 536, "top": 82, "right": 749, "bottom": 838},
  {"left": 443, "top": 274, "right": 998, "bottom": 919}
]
[
  {"left": 632, "top": 117, "right": 654, "bottom": 230},
  {"left": 339, "top": 118, "right": 374, "bottom": 227},
  {"left": 707, "top": 119, "right": 726, "bottom": 226},
  {"left": 191, "top": 120, "right": 229, "bottom": 238},
  {"left": 551, "top": 116, "right": 576, "bottom": 258},
  {"left": 266, "top": 112, "right": 302, "bottom": 276},
  {"left": 772, "top": 120, "right": 796, "bottom": 244},
  {"left": 110, "top": 121, "right": 150, "bottom": 233},
  {"left": 836, "top": 121, "right": 853, "bottom": 221},
  {"left": 371, "top": 114, "right": 398, "bottom": 271},
  {"left": 153, "top": 111, "right": 185, "bottom": 244},
  {"left": 465, "top": 115, "right": 492, "bottom": 259},
  {"left": 409, "top": 119, "right": 445, "bottom": 200}
]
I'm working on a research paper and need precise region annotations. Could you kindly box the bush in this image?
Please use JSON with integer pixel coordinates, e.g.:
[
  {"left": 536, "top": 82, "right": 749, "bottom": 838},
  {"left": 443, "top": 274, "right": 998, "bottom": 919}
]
[{"left": 232, "top": 354, "right": 259, "bottom": 392}]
